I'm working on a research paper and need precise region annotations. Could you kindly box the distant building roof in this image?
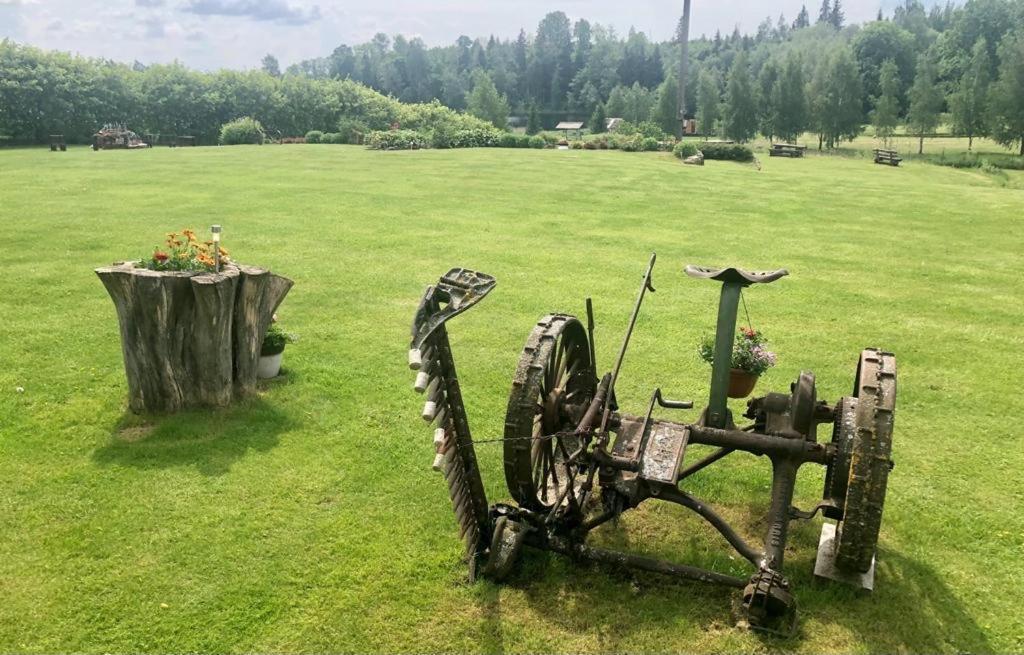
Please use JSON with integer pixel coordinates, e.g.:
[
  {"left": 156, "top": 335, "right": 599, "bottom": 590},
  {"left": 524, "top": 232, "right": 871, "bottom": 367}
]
[
  {"left": 606, "top": 117, "right": 624, "bottom": 131},
  {"left": 555, "top": 121, "right": 584, "bottom": 130}
]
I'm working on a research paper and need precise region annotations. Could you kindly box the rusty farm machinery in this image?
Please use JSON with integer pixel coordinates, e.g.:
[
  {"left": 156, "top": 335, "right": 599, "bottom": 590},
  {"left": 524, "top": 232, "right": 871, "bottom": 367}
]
[{"left": 407, "top": 255, "right": 896, "bottom": 633}]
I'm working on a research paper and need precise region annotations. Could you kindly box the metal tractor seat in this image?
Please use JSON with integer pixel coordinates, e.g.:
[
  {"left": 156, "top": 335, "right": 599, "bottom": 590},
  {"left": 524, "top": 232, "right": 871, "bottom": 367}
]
[{"left": 685, "top": 265, "right": 789, "bottom": 286}]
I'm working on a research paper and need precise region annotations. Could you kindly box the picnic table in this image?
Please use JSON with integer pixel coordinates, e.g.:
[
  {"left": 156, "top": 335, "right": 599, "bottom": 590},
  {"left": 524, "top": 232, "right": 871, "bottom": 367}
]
[
  {"left": 873, "top": 149, "right": 902, "bottom": 167},
  {"left": 769, "top": 143, "right": 806, "bottom": 158}
]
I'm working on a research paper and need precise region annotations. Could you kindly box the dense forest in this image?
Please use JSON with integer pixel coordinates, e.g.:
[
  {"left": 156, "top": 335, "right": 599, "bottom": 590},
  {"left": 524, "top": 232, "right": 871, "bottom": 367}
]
[{"left": 2, "top": 0, "right": 1023, "bottom": 153}]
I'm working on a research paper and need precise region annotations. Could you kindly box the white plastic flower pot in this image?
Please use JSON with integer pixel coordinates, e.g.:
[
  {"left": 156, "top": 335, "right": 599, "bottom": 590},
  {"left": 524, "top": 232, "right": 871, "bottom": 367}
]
[{"left": 257, "top": 352, "right": 283, "bottom": 379}]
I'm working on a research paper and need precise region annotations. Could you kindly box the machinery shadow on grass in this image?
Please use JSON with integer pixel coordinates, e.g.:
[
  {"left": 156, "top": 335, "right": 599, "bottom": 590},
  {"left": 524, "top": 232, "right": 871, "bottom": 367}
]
[
  {"left": 793, "top": 546, "right": 992, "bottom": 653},
  {"left": 93, "top": 397, "right": 293, "bottom": 476},
  {"left": 472, "top": 522, "right": 990, "bottom": 652}
]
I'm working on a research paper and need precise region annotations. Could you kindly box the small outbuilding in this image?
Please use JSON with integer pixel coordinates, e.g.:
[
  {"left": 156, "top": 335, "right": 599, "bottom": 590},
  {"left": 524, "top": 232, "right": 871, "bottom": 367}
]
[{"left": 555, "top": 121, "right": 584, "bottom": 141}]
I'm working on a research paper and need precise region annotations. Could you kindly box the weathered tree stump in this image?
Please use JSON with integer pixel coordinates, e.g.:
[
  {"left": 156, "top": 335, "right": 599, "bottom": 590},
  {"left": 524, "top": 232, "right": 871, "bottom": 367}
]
[{"left": 95, "top": 262, "right": 293, "bottom": 413}]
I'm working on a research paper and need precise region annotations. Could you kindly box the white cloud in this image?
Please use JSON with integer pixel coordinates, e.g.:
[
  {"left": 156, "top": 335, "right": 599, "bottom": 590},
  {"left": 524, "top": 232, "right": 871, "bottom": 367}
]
[{"left": 0, "top": 1, "right": 921, "bottom": 71}]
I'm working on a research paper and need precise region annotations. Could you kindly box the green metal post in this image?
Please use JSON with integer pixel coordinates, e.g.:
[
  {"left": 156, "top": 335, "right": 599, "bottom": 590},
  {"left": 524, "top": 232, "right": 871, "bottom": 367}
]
[{"left": 707, "top": 282, "right": 743, "bottom": 428}]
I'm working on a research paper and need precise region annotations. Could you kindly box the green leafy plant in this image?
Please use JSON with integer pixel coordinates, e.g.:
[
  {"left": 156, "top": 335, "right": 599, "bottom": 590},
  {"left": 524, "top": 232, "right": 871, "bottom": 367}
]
[
  {"left": 699, "top": 142, "right": 755, "bottom": 162},
  {"left": 219, "top": 117, "right": 266, "bottom": 145},
  {"left": 305, "top": 130, "right": 323, "bottom": 144},
  {"left": 698, "top": 327, "right": 777, "bottom": 376},
  {"left": 673, "top": 141, "right": 699, "bottom": 159},
  {"left": 336, "top": 117, "right": 370, "bottom": 144},
  {"left": 261, "top": 321, "right": 297, "bottom": 357},
  {"left": 138, "top": 229, "right": 228, "bottom": 272}
]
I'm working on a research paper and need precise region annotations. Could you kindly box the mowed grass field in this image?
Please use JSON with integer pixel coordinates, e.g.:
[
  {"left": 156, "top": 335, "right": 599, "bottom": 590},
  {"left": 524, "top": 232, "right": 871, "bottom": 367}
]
[{"left": 0, "top": 144, "right": 1022, "bottom": 653}]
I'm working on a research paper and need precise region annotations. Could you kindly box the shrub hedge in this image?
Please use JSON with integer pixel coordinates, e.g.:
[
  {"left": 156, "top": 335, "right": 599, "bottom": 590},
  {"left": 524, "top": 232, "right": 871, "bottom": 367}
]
[
  {"left": 305, "top": 130, "right": 323, "bottom": 144},
  {"left": 699, "top": 142, "right": 755, "bottom": 162},
  {"left": 673, "top": 142, "right": 699, "bottom": 159},
  {"left": 219, "top": 117, "right": 266, "bottom": 145},
  {"left": 367, "top": 129, "right": 428, "bottom": 150}
]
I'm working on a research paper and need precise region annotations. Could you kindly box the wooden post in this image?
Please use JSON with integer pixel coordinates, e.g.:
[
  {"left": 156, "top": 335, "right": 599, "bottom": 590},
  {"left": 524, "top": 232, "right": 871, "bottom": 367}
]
[
  {"left": 95, "top": 262, "right": 293, "bottom": 413},
  {"left": 677, "top": 0, "right": 692, "bottom": 137}
]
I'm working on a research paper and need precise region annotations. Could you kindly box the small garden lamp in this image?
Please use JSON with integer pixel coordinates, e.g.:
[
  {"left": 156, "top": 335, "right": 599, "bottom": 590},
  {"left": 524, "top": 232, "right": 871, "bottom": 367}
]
[{"left": 211, "top": 224, "right": 222, "bottom": 274}]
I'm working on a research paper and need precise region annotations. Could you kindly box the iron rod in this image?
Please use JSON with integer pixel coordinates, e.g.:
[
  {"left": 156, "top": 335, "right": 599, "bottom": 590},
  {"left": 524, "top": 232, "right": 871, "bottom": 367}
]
[
  {"left": 762, "top": 457, "right": 799, "bottom": 570},
  {"left": 545, "top": 538, "right": 746, "bottom": 589},
  {"left": 599, "top": 253, "right": 657, "bottom": 435},
  {"left": 677, "top": 447, "right": 734, "bottom": 481},
  {"left": 656, "top": 486, "right": 761, "bottom": 566},
  {"left": 687, "top": 424, "right": 829, "bottom": 464}
]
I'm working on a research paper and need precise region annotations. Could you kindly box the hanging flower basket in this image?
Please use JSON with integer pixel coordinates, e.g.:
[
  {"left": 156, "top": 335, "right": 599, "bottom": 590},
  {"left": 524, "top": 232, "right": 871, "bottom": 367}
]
[
  {"left": 699, "top": 327, "right": 777, "bottom": 400},
  {"left": 728, "top": 368, "right": 760, "bottom": 398}
]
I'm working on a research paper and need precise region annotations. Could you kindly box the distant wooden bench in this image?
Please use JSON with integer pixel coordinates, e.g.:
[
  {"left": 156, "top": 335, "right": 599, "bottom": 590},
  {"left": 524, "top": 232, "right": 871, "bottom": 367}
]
[
  {"left": 874, "top": 149, "right": 902, "bottom": 167},
  {"left": 769, "top": 143, "right": 806, "bottom": 158},
  {"left": 49, "top": 134, "right": 66, "bottom": 152}
]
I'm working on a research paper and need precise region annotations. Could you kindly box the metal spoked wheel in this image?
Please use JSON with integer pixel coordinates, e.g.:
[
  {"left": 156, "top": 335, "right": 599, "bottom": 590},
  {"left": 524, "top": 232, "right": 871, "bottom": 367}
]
[
  {"left": 503, "top": 315, "right": 597, "bottom": 512},
  {"left": 834, "top": 348, "right": 897, "bottom": 573}
]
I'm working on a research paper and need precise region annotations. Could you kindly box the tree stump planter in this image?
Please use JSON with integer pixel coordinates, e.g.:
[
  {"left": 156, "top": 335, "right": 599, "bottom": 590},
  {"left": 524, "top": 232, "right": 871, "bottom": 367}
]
[{"left": 96, "top": 261, "right": 293, "bottom": 413}]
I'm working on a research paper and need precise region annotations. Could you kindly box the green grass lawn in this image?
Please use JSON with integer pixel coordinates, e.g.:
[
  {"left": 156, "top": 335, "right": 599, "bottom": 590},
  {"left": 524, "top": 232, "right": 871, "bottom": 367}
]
[{"left": 0, "top": 144, "right": 1022, "bottom": 653}]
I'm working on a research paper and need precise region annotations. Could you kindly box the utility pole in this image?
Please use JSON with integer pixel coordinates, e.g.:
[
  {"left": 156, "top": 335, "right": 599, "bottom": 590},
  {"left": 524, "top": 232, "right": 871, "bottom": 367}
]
[{"left": 677, "top": 0, "right": 692, "bottom": 136}]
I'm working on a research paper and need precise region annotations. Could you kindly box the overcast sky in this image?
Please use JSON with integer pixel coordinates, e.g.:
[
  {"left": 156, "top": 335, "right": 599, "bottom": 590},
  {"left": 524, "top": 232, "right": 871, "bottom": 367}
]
[{"left": 1, "top": 1, "right": 917, "bottom": 70}]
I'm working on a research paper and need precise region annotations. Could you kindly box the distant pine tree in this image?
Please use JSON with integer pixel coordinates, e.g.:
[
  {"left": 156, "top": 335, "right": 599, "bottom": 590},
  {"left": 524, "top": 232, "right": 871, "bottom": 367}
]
[
  {"left": 871, "top": 59, "right": 901, "bottom": 146},
  {"left": 526, "top": 103, "right": 542, "bottom": 135},
  {"left": 723, "top": 51, "right": 759, "bottom": 143},
  {"left": 950, "top": 39, "right": 990, "bottom": 151},
  {"left": 907, "top": 52, "right": 943, "bottom": 154},
  {"left": 590, "top": 103, "right": 607, "bottom": 134},
  {"left": 830, "top": 0, "right": 845, "bottom": 29},
  {"left": 817, "top": 0, "right": 831, "bottom": 24},
  {"left": 794, "top": 5, "right": 810, "bottom": 29}
]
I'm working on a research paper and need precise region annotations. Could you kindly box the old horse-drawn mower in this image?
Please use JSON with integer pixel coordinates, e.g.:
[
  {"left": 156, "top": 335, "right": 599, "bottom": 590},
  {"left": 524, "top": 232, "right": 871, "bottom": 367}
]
[{"left": 407, "top": 255, "right": 896, "bottom": 632}]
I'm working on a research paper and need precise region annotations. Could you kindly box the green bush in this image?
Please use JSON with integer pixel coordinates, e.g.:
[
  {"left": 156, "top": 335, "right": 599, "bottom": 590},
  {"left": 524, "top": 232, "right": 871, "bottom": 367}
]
[
  {"left": 700, "top": 142, "right": 755, "bottom": 162},
  {"left": 320, "top": 132, "right": 343, "bottom": 144},
  {"left": 932, "top": 152, "right": 1024, "bottom": 171},
  {"left": 641, "top": 137, "right": 660, "bottom": 152},
  {"left": 618, "top": 135, "right": 645, "bottom": 152},
  {"left": 337, "top": 117, "right": 370, "bottom": 144},
  {"left": 367, "top": 129, "right": 428, "bottom": 150},
  {"left": 498, "top": 132, "right": 519, "bottom": 148},
  {"left": 637, "top": 121, "right": 667, "bottom": 140},
  {"left": 571, "top": 140, "right": 584, "bottom": 149},
  {"left": 305, "top": 130, "right": 323, "bottom": 144},
  {"left": 448, "top": 127, "right": 503, "bottom": 148},
  {"left": 673, "top": 141, "right": 699, "bottom": 159},
  {"left": 528, "top": 135, "right": 546, "bottom": 149},
  {"left": 219, "top": 117, "right": 265, "bottom": 145}
]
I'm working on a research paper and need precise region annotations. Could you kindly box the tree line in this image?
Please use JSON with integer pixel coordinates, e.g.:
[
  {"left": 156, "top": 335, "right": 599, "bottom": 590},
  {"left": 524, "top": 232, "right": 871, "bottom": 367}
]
[
  {"left": 0, "top": 40, "right": 493, "bottom": 145},
  {"left": 284, "top": 0, "right": 1024, "bottom": 153},
  {"left": 1, "top": 1, "right": 1023, "bottom": 153}
]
